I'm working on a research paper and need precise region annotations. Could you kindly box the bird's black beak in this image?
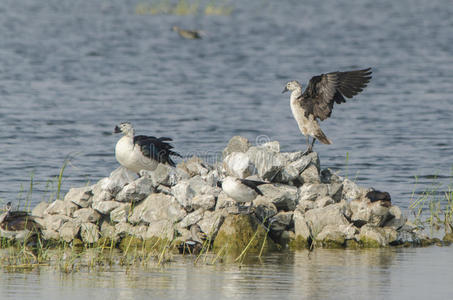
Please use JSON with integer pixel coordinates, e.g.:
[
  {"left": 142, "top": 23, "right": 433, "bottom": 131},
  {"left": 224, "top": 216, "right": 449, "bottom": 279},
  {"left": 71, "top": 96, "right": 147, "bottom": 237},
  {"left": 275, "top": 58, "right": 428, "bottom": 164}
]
[
  {"left": 282, "top": 86, "right": 289, "bottom": 93},
  {"left": 114, "top": 126, "right": 121, "bottom": 133}
]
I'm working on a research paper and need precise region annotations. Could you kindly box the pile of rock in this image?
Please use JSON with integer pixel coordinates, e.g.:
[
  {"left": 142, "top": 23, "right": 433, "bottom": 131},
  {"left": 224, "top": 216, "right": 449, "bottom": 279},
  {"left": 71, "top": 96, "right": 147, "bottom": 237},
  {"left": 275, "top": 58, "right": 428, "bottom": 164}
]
[{"left": 28, "top": 136, "right": 426, "bottom": 251}]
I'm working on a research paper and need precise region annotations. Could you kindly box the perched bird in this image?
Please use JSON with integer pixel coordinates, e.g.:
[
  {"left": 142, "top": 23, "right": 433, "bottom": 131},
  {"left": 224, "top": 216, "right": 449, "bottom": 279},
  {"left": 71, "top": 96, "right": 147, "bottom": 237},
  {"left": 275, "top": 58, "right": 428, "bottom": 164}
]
[
  {"left": 0, "top": 202, "right": 42, "bottom": 242},
  {"left": 282, "top": 68, "right": 372, "bottom": 154},
  {"left": 219, "top": 176, "right": 267, "bottom": 213},
  {"left": 172, "top": 26, "right": 202, "bottom": 39},
  {"left": 114, "top": 122, "right": 181, "bottom": 174}
]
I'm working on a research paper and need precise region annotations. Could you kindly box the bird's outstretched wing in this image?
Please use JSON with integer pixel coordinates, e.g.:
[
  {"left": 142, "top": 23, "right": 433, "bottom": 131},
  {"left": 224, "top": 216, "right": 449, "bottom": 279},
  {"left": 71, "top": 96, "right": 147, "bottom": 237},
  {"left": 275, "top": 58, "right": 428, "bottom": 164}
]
[
  {"left": 298, "top": 68, "right": 372, "bottom": 121},
  {"left": 134, "top": 135, "right": 182, "bottom": 167},
  {"left": 239, "top": 179, "right": 267, "bottom": 195}
]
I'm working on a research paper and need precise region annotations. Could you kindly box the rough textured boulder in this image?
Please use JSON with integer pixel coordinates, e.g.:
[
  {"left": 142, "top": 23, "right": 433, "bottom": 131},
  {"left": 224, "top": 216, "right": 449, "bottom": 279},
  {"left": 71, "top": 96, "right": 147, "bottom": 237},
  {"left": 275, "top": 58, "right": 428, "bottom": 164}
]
[
  {"left": 223, "top": 152, "right": 255, "bottom": 179},
  {"left": 81, "top": 223, "right": 100, "bottom": 243},
  {"left": 45, "top": 200, "right": 79, "bottom": 217},
  {"left": 64, "top": 185, "right": 93, "bottom": 208},
  {"left": 59, "top": 221, "right": 81, "bottom": 242},
  {"left": 254, "top": 184, "right": 298, "bottom": 211},
  {"left": 222, "top": 136, "right": 251, "bottom": 158},
  {"left": 115, "top": 176, "right": 153, "bottom": 202},
  {"left": 73, "top": 208, "right": 101, "bottom": 224},
  {"left": 128, "top": 193, "right": 186, "bottom": 224}
]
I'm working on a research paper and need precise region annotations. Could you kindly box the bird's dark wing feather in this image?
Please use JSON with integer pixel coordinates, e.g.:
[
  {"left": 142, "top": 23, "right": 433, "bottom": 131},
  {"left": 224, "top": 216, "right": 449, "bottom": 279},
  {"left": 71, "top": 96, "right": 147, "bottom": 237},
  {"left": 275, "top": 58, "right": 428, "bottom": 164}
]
[
  {"left": 239, "top": 179, "right": 267, "bottom": 195},
  {"left": 299, "top": 68, "right": 372, "bottom": 121},
  {"left": 134, "top": 135, "right": 181, "bottom": 167}
]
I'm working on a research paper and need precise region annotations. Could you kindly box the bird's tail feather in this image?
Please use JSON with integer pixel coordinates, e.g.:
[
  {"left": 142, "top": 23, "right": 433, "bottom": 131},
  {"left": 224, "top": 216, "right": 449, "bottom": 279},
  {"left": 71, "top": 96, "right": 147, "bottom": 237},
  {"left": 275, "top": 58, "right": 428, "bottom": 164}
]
[{"left": 316, "top": 130, "right": 332, "bottom": 145}]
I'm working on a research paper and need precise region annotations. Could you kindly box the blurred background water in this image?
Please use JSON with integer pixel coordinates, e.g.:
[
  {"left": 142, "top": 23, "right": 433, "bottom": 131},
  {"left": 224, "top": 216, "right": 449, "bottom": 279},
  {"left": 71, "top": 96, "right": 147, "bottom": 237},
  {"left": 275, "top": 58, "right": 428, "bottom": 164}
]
[{"left": 0, "top": 0, "right": 452, "bottom": 214}]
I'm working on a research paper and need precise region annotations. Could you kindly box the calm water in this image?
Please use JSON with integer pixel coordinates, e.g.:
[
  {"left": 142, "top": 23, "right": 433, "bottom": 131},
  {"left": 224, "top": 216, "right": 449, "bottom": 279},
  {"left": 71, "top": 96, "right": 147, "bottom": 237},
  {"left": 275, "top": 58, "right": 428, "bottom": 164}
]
[
  {"left": 1, "top": 248, "right": 453, "bottom": 300},
  {"left": 0, "top": 0, "right": 453, "bottom": 298}
]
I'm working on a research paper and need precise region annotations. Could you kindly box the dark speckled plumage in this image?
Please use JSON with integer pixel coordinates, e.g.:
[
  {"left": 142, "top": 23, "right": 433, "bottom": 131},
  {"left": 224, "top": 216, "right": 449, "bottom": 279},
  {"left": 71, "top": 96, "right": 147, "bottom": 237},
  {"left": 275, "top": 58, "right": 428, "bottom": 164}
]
[
  {"left": 298, "top": 68, "right": 372, "bottom": 121},
  {"left": 133, "top": 135, "right": 182, "bottom": 167}
]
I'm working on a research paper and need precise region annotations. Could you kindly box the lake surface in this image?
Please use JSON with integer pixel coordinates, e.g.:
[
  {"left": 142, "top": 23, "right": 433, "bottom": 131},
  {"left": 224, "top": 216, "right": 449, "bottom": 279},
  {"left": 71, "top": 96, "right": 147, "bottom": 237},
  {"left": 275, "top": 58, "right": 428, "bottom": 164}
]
[
  {"left": 1, "top": 248, "right": 453, "bottom": 300},
  {"left": 0, "top": 0, "right": 452, "bottom": 298}
]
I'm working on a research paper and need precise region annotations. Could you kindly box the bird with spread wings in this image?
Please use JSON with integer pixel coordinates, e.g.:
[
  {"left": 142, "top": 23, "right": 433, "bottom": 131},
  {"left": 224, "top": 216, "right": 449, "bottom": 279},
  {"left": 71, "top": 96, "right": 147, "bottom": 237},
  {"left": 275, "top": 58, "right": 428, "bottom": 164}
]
[{"left": 283, "top": 68, "right": 372, "bottom": 154}]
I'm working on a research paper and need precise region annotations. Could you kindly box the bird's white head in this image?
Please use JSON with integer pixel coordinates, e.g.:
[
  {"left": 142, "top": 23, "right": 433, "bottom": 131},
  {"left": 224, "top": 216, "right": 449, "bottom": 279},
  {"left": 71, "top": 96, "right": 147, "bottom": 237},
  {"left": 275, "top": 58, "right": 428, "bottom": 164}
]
[
  {"left": 282, "top": 80, "right": 302, "bottom": 94},
  {"left": 114, "top": 122, "right": 134, "bottom": 137}
]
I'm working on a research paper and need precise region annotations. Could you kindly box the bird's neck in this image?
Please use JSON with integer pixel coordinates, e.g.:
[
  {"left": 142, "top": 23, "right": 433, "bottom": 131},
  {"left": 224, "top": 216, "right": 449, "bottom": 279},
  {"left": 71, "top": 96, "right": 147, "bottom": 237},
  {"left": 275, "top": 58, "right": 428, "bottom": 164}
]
[{"left": 290, "top": 88, "right": 302, "bottom": 103}]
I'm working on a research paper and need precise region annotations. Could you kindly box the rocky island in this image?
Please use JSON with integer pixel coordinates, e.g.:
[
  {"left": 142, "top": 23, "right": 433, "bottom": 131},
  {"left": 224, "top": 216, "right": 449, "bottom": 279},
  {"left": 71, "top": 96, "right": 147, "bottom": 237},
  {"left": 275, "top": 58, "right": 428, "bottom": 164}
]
[{"left": 6, "top": 136, "right": 448, "bottom": 255}]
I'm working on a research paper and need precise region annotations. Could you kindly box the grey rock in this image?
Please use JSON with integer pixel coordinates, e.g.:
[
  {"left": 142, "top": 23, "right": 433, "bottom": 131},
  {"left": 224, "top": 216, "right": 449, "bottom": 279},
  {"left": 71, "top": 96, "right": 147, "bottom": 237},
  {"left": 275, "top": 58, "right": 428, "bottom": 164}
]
[
  {"left": 274, "top": 164, "right": 301, "bottom": 185},
  {"left": 280, "top": 151, "right": 305, "bottom": 162},
  {"left": 289, "top": 152, "right": 319, "bottom": 174},
  {"left": 350, "top": 199, "right": 390, "bottom": 227},
  {"left": 299, "top": 184, "right": 329, "bottom": 201},
  {"left": 342, "top": 179, "right": 369, "bottom": 201},
  {"left": 222, "top": 136, "right": 251, "bottom": 158},
  {"left": 155, "top": 184, "right": 173, "bottom": 195},
  {"left": 44, "top": 214, "right": 71, "bottom": 231},
  {"left": 293, "top": 210, "right": 311, "bottom": 240},
  {"left": 297, "top": 200, "right": 316, "bottom": 212},
  {"left": 59, "top": 221, "right": 81, "bottom": 242},
  {"left": 269, "top": 211, "right": 293, "bottom": 232},
  {"left": 320, "top": 168, "right": 342, "bottom": 184},
  {"left": 110, "top": 203, "right": 131, "bottom": 223},
  {"left": 45, "top": 200, "right": 79, "bottom": 217},
  {"left": 172, "top": 181, "right": 193, "bottom": 209},
  {"left": 300, "top": 164, "right": 320, "bottom": 184},
  {"left": 254, "top": 198, "right": 278, "bottom": 221},
  {"left": 358, "top": 224, "right": 389, "bottom": 246},
  {"left": 130, "top": 225, "right": 148, "bottom": 239},
  {"left": 172, "top": 176, "right": 214, "bottom": 210},
  {"left": 73, "top": 208, "right": 101, "bottom": 224},
  {"left": 114, "top": 222, "right": 134, "bottom": 237},
  {"left": 144, "top": 163, "right": 176, "bottom": 186},
  {"left": 100, "top": 221, "right": 118, "bottom": 240},
  {"left": 316, "top": 224, "right": 358, "bottom": 242},
  {"left": 64, "top": 185, "right": 93, "bottom": 208},
  {"left": 197, "top": 210, "right": 226, "bottom": 238},
  {"left": 80, "top": 223, "right": 100, "bottom": 243},
  {"left": 175, "top": 167, "right": 190, "bottom": 181},
  {"left": 145, "top": 220, "right": 175, "bottom": 240},
  {"left": 383, "top": 205, "right": 407, "bottom": 230},
  {"left": 128, "top": 193, "right": 186, "bottom": 224},
  {"left": 178, "top": 156, "right": 209, "bottom": 177},
  {"left": 223, "top": 152, "right": 256, "bottom": 179},
  {"left": 102, "top": 167, "right": 136, "bottom": 196},
  {"left": 215, "top": 191, "right": 237, "bottom": 210},
  {"left": 31, "top": 201, "right": 49, "bottom": 218},
  {"left": 41, "top": 229, "right": 60, "bottom": 240},
  {"left": 92, "top": 200, "right": 121, "bottom": 215},
  {"left": 254, "top": 184, "right": 298, "bottom": 211},
  {"left": 246, "top": 147, "right": 287, "bottom": 181},
  {"left": 259, "top": 141, "right": 280, "bottom": 153},
  {"left": 192, "top": 194, "right": 216, "bottom": 211},
  {"left": 304, "top": 203, "right": 350, "bottom": 236},
  {"left": 178, "top": 209, "right": 204, "bottom": 228},
  {"left": 115, "top": 176, "right": 153, "bottom": 202},
  {"left": 315, "top": 196, "right": 335, "bottom": 208}
]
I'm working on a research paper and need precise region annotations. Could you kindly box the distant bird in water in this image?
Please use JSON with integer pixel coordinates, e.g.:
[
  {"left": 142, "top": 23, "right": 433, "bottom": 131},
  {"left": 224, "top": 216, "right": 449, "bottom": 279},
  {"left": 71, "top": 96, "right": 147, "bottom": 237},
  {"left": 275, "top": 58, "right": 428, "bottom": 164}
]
[
  {"left": 282, "top": 68, "right": 372, "bottom": 154},
  {"left": 114, "top": 122, "right": 181, "bottom": 174},
  {"left": 0, "top": 202, "right": 42, "bottom": 242},
  {"left": 219, "top": 176, "right": 267, "bottom": 213},
  {"left": 172, "top": 26, "right": 202, "bottom": 39}
]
